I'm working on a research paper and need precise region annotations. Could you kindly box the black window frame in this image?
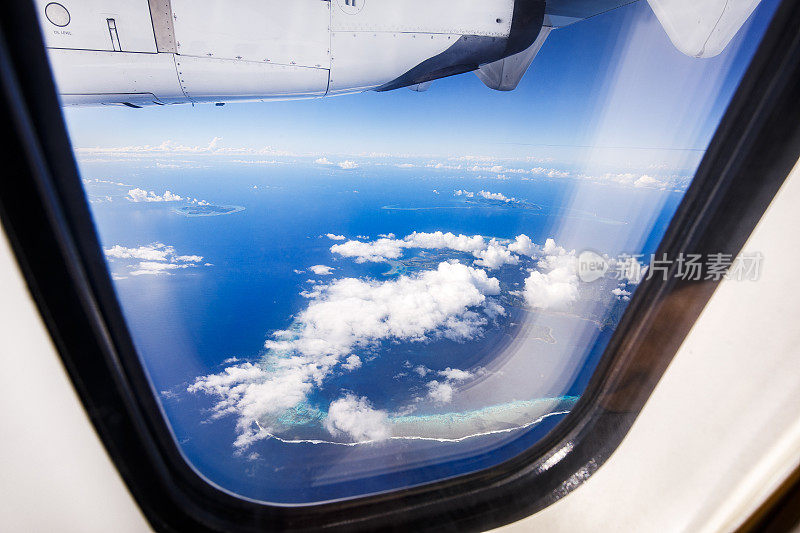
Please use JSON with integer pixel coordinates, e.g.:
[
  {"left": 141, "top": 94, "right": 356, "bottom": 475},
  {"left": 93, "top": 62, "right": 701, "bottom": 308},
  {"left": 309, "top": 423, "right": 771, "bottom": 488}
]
[{"left": 1, "top": 0, "right": 800, "bottom": 530}]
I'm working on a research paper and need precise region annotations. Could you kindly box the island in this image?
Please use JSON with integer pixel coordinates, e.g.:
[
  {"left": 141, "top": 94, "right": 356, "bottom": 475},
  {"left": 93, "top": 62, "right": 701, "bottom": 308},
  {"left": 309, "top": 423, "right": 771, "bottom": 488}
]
[
  {"left": 173, "top": 204, "right": 245, "bottom": 217},
  {"left": 462, "top": 196, "right": 542, "bottom": 210}
]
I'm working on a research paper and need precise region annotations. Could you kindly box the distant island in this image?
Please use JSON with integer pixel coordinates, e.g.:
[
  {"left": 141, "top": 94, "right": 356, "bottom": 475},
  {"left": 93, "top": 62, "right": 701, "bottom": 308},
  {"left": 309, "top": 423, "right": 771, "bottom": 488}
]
[
  {"left": 173, "top": 204, "right": 245, "bottom": 217},
  {"left": 462, "top": 196, "right": 542, "bottom": 210}
]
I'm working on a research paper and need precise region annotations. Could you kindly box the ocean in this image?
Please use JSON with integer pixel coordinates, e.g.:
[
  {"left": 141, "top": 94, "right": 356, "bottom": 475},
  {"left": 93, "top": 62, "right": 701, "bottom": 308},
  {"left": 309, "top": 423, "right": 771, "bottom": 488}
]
[{"left": 80, "top": 158, "right": 682, "bottom": 502}]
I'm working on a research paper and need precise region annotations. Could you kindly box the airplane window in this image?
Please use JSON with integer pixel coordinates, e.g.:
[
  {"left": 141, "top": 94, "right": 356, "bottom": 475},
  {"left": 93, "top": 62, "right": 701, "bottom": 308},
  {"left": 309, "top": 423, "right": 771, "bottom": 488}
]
[{"left": 41, "top": 0, "right": 778, "bottom": 504}]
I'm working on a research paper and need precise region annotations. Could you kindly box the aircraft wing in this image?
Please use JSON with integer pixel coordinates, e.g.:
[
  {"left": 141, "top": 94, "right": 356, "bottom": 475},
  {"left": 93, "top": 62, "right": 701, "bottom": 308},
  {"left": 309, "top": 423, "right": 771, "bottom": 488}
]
[
  {"left": 544, "top": 0, "right": 638, "bottom": 28},
  {"left": 35, "top": 0, "right": 762, "bottom": 106}
]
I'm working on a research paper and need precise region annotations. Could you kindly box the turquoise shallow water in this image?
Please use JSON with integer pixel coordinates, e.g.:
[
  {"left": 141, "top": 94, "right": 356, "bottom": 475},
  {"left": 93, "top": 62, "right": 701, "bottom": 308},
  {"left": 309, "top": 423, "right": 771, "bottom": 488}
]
[{"left": 252, "top": 396, "right": 579, "bottom": 445}]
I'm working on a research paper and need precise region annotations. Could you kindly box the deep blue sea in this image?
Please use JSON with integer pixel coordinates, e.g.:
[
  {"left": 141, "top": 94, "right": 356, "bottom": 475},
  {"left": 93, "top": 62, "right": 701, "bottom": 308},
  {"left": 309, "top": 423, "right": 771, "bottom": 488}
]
[{"left": 80, "top": 159, "right": 682, "bottom": 502}]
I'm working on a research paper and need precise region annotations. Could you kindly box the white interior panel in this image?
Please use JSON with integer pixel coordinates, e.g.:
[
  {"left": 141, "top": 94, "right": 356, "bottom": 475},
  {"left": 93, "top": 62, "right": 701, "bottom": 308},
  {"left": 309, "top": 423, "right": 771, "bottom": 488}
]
[
  {"left": 170, "top": 0, "right": 331, "bottom": 68},
  {"left": 331, "top": 0, "right": 514, "bottom": 37},
  {"left": 329, "top": 32, "right": 455, "bottom": 94},
  {"left": 175, "top": 56, "right": 329, "bottom": 102},
  {"left": 46, "top": 49, "right": 186, "bottom": 103},
  {"left": 0, "top": 228, "right": 153, "bottom": 533},
  {"left": 35, "top": 0, "right": 157, "bottom": 53}
]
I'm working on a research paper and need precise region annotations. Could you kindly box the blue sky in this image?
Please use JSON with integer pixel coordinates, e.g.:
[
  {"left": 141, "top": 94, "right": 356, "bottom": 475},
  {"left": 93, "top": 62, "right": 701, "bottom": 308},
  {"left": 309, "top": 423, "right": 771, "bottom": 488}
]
[{"left": 63, "top": 0, "right": 777, "bottom": 170}]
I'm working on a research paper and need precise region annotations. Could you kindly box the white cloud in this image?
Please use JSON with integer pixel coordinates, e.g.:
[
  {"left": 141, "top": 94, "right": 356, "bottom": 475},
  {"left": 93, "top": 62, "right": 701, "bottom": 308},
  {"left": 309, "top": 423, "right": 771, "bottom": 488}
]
[
  {"left": 232, "top": 160, "right": 281, "bottom": 166},
  {"left": 612, "top": 287, "right": 632, "bottom": 299},
  {"left": 126, "top": 188, "right": 183, "bottom": 203},
  {"left": 414, "top": 365, "right": 431, "bottom": 377},
  {"left": 524, "top": 166, "right": 691, "bottom": 192},
  {"left": 465, "top": 164, "right": 505, "bottom": 173},
  {"left": 428, "top": 162, "right": 463, "bottom": 170},
  {"left": 474, "top": 239, "right": 519, "bottom": 270},
  {"left": 104, "top": 243, "right": 208, "bottom": 277},
  {"left": 425, "top": 367, "right": 476, "bottom": 404},
  {"left": 404, "top": 231, "right": 487, "bottom": 254},
  {"left": 520, "top": 239, "right": 579, "bottom": 310},
  {"left": 76, "top": 137, "right": 293, "bottom": 158},
  {"left": 633, "top": 175, "right": 662, "bottom": 188},
  {"left": 508, "top": 234, "right": 536, "bottom": 257},
  {"left": 333, "top": 232, "right": 584, "bottom": 308},
  {"left": 315, "top": 158, "right": 358, "bottom": 170},
  {"left": 189, "top": 262, "right": 502, "bottom": 446},
  {"left": 188, "top": 362, "right": 313, "bottom": 448},
  {"left": 325, "top": 233, "right": 346, "bottom": 241},
  {"left": 332, "top": 231, "right": 524, "bottom": 269},
  {"left": 176, "top": 255, "right": 203, "bottom": 263},
  {"left": 455, "top": 189, "right": 518, "bottom": 203},
  {"left": 342, "top": 354, "right": 362, "bottom": 371},
  {"left": 521, "top": 269, "right": 578, "bottom": 310},
  {"left": 449, "top": 154, "right": 496, "bottom": 163},
  {"left": 125, "top": 188, "right": 212, "bottom": 206},
  {"left": 530, "top": 167, "right": 570, "bottom": 178},
  {"left": 309, "top": 265, "right": 334, "bottom": 276},
  {"left": 574, "top": 172, "right": 689, "bottom": 191},
  {"left": 330, "top": 237, "right": 406, "bottom": 263},
  {"left": 270, "top": 262, "right": 501, "bottom": 356},
  {"left": 82, "top": 178, "right": 130, "bottom": 187},
  {"left": 75, "top": 145, "right": 690, "bottom": 192},
  {"left": 105, "top": 243, "right": 174, "bottom": 262},
  {"left": 438, "top": 367, "right": 473, "bottom": 382},
  {"left": 426, "top": 381, "right": 454, "bottom": 403},
  {"left": 477, "top": 190, "right": 517, "bottom": 203},
  {"left": 542, "top": 238, "right": 567, "bottom": 256},
  {"left": 323, "top": 394, "right": 390, "bottom": 442},
  {"left": 130, "top": 261, "right": 192, "bottom": 276}
]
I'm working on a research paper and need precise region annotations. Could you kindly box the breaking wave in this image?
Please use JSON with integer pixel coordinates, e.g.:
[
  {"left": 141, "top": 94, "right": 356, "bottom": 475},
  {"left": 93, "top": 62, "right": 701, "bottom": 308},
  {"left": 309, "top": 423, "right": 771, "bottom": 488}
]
[{"left": 253, "top": 396, "right": 578, "bottom": 446}]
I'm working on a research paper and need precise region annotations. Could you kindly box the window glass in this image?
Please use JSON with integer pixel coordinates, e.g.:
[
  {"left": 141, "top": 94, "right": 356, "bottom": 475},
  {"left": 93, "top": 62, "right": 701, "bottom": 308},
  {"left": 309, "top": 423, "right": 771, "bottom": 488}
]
[{"left": 51, "top": 0, "right": 776, "bottom": 503}]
